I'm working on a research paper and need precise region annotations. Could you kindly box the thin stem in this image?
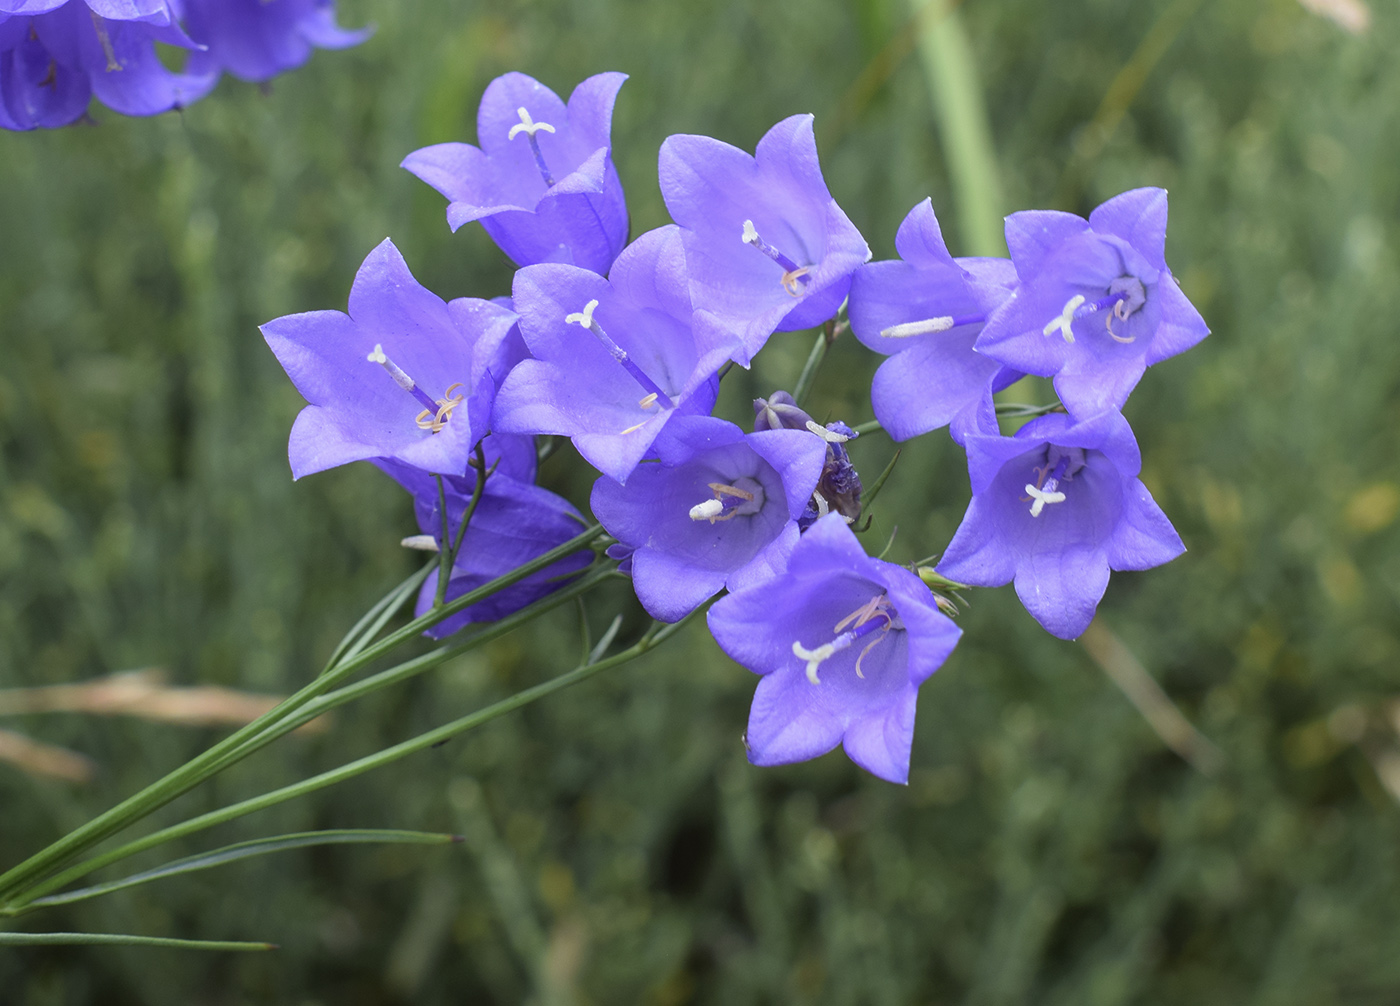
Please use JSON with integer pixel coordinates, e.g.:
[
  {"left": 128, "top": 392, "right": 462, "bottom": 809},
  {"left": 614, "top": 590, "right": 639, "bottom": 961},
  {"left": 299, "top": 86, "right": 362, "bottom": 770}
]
[
  {"left": 792, "top": 316, "right": 847, "bottom": 408},
  {"left": 994, "top": 401, "right": 1064, "bottom": 419},
  {"left": 12, "top": 609, "right": 699, "bottom": 908},
  {"left": 435, "top": 475, "right": 452, "bottom": 608},
  {"left": 850, "top": 419, "right": 883, "bottom": 437},
  {"left": 0, "top": 523, "right": 607, "bottom": 902},
  {"left": 435, "top": 446, "right": 491, "bottom": 609}
]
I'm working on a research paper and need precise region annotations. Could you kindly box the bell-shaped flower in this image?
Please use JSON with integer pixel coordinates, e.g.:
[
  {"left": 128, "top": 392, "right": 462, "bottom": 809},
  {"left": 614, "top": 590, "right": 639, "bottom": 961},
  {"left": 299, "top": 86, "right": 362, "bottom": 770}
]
[
  {"left": 402, "top": 71, "right": 629, "bottom": 276},
  {"left": 0, "top": 1, "right": 215, "bottom": 130},
  {"left": 847, "top": 198, "right": 1022, "bottom": 444},
  {"left": 376, "top": 444, "right": 593, "bottom": 639},
  {"left": 974, "top": 188, "right": 1209, "bottom": 415},
  {"left": 707, "top": 513, "right": 961, "bottom": 784},
  {"left": 659, "top": 114, "right": 870, "bottom": 364},
  {"left": 261, "top": 238, "right": 518, "bottom": 480},
  {"left": 590, "top": 415, "right": 826, "bottom": 622},
  {"left": 177, "top": 0, "right": 369, "bottom": 84},
  {"left": 936, "top": 410, "right": 1184, "bottom": 640},
  {"left": 491, "top": 225, "right": 739, "bottom": 483}
]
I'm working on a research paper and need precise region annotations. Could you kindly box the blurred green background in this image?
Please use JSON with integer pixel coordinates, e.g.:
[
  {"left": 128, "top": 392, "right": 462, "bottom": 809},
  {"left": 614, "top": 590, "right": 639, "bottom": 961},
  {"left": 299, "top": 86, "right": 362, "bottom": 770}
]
[{"left": 3, "top": 0, "right": 1400, "bottom": 1001}]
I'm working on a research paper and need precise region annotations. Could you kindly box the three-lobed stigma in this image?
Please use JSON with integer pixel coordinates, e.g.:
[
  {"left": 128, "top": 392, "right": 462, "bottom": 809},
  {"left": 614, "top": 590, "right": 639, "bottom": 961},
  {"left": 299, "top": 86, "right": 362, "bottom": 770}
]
[
  {"left": 741, "top": 219, "right": 812, "bottom": 295},
  {"left": 792, "top": 593, "right": 898, "bottom": 684},
  {"left": 367, "top": 343, "right": 465, "bottom": 433}
]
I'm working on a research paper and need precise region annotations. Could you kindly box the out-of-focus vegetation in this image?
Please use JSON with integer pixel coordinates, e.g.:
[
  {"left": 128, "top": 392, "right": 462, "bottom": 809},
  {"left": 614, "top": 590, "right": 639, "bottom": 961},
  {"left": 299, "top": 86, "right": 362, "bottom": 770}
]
[{"left": 2, "top": 0, "right": 1400, "bottom": 1001}]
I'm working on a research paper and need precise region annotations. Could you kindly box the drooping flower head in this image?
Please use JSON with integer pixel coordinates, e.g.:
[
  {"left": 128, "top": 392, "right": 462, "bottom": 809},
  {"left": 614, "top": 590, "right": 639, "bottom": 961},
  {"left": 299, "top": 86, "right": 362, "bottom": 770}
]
[
  {"left": 261, "top": 238, "right": 518, "bottom": 479},
  {"left": 402, "top": 71, "right": 629, "bottom": 276},
  {"left": 752, "top": 392, "right": 862, "bottom": 528},
  {"left": 491, "top": 225, "right": 739, "bottom": 483},
  {"left": 935, "top": 410, "right": 1184, "bottom": 640},
  {"left": 974, "top": 188, "right": 1209, "bottom": 415},
  {"left": 707, "top": 513, "right": 962, "bottom": 784},
  {"left": 590, "top": 415, "right": 826, "bottom": 622},
  {"left": 659, "top": 114, "right": 870, "bottom": 364},
  {"left": 0, "top": 1, "right": 215, "bottom": 131},
  {"left": 376, "top": 440, "right": 593, "bottom": 639},
  {"left": 847, "top": 198, "right": 1022, "bottom": 444},
  {"left": 177, "top": 0, "right": 370, "bottom": 84}
]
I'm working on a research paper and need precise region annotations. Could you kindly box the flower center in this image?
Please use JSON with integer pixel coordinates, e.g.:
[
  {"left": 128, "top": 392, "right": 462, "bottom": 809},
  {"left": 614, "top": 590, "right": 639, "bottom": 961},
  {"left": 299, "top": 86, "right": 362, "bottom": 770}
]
[
  {"left": 1019, "top": 448, "right": 1085, "bottom": 517},
  {"left": 688, "top": 478, "right": 765, "bottom": 524},
  {"left": 564, "top": 300, "right": 679, "bottom": 423},
  {"left": 792, "top": 594, "right": 900, "bottom": 685},
  {"left": 366, "top": 344, "right": 465, "bottom": 434},
  {"left": 507, "top": 106, "right": 557, "bottom": 188},
  {"left": 90, "top": 12, "right": 121, "bottom": 73},
  {"left": 880, "top": 312, "right": 986, "bottom": 339},
  {"left": 741, "top": 220, "right": 812, "bottom": 296},
  {"left": 1042, "top": 277, "right": 1147, "bottom": 344}
]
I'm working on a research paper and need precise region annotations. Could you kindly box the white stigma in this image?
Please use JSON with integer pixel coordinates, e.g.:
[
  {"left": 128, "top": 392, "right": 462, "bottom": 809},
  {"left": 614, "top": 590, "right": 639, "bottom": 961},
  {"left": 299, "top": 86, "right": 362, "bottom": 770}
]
[
  {"left": 689, "top": 499, "right": 725, "bottom": 522},
  {"left": 880, "top": 316, "right": 954, "bottom": 339},
  {"left": 366, "top": 344, "right": 416, "bottom": 392},
  {"left": 792, "top": 641, "right": 838, "bottom": 685},
  {"left": 507, "top": 107, "right": 556, "bottom": 140},
  {"left": 741, "top": 219, "right": 760, "bottom": 244},
  {"left": 565, "top": 299, "right": 600, "bottom": 328},
  {"left": 1043, "top": 295, "right": 1085, "bottom": 343},
  {"left": 1025, "top": 481, "right": 1066, "bottom": 517},
  {"left": 805, "top": 420, "right": 849, "bottom": 443},
  {"left": 366, "top": 344, "right": 386, "bottom": 364}
]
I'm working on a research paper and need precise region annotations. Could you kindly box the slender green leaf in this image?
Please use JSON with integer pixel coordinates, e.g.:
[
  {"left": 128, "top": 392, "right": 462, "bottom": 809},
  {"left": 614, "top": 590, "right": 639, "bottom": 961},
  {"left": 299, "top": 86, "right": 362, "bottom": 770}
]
[{"left": 0, "top": 932, "right": 276, "bottom": 952}]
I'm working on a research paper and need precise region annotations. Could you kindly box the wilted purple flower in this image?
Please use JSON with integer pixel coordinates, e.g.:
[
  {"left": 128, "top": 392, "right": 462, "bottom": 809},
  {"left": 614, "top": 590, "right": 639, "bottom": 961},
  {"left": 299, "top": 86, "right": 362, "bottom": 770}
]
[
  {"left": 707, "top": 513, "right": 961, "bottom": 784},
  {"left": 402, "top": 71, "right": 629, "bottom": 276},
  {"left": 751, "top": 392, "right": 863, "bottom": 528},
  {"left": 659, "top": 114, "right": 870, "bottom": 364},
  {"left": 177, "top": 0, "right": 369, "bottom": 83},
  {"left": 590, "top": 415, "right": 826, "bottom": 622},
  {"left": 0, "top": 1, "right": 215, "bottom": 131},
  {"left": 974, "top": 188, "right": 1209, "bottom": 415},
  {"left": 848, "top": 198, "right": 1022, "bottom": 444},
  {"left": 935, "top": 410, "right": 1184, "bottom": 640},
  {"left": 261, "top": 238, "right": 518, "bottom": 479},
  {"left": 491, "top": 225, "right": 740, "bottom": 483},
  {"left": 376, "top": 447, "right": 592, "bottom": 638}
]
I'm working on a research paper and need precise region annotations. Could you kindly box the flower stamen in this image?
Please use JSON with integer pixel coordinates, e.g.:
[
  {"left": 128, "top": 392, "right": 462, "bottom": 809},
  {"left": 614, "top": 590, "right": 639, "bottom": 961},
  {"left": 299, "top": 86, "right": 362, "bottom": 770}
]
[
  {"left": 368, "top": 343, "right": 450, "bottom": 418},
  {"left": 880, "top": 312, "right": 987, "bottom": 339},
  {"left": 689, "top": 481, "right": 760, "bottom": 524},
  {"left": 566, "top": 299, "right": 678, "bottom": 410},
  {"left": 742, "top": 219, "right": 812, "bottom": 293},
  {"left": 792, "top": 594, "right": 897, "bottom": 684},
  {"left": 507, "top": 107, "right": 558, "bottom": 187}
]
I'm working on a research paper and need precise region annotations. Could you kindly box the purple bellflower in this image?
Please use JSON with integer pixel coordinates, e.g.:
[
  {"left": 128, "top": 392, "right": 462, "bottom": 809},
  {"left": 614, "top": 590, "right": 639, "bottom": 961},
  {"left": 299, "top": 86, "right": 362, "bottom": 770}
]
[
  {"left": 752, "top": 392, "right": 862, "bottom": 528},
  {"left": 491, "top": 224, "right": 740, "bottom": 483},
  {"left": 376, "top": 444, "right": 593, "bottom": 639},
  {"left": 590, "top": 414, "right": 827, "bottom": 622},
  {"left": 0, "top": 1, "right": 215, "bottom": 131},
  {"left": 847, "top": 199, "right": 1022, "bottom": 444},
  {"left": 935, "top": 410, "right": 1184, "bottom": 640},
  {"left": 261, "top": 238, "right": 518, "bottom": 480},
  {"left": 402, "top": 71, "right": 629, "bottom": 276},
  {"left": 974, "top": 188, "right": 1209, "bottom": 415},
  {"left": 707, "top": 513, "right": 961, "bottom": 784},
  {"left": 177, "top": 0, "right": 370, "bottom": 84},
  {"left": 659, "top": 114, "right": 870, "bottom": 365}
]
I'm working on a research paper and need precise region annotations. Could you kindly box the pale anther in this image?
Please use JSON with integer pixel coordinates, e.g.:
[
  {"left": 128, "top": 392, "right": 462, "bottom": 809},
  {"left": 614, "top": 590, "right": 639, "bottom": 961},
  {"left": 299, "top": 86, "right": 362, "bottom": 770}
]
[
  {"left": 689, "top": 499, "right": 725, "bottom": 522},
  {"left": 620, "top": 421, "right": 647, "bottom": 435},
  {"left": 639, "top": 393, "right": 659, "bottom": 409},
  {"left": 805, "top": 420, "right": 849, "bottom": 443},
  {"left": 1025, "top": 482, "right": 1066, "bottom": 517},
  {"left": 565, "top": 299, "right": 599, "bottom": 328},
  {"left": 1043, "top": 294, "right": 1086, "bottom": 343},
  {"left": 400, "top": 535, "right": 439, "bottom": 552},
  {"left": 507, "top": 107, "right": 556, "bottom": 140},
  {"left": 881, "top": 316, "right": 954, "bottom": 339}
]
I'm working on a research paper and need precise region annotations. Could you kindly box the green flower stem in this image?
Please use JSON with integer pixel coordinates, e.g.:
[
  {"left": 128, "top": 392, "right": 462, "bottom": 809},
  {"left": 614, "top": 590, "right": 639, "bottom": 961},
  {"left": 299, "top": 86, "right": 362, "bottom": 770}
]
[
  {"left": 792, "top": 316, "right": 848, "bottom": 408},
  {"left": 0, "top": 932, "right": 277, "bottom": 952},
  {"left": 10, "top": 610, "right": 699, "bottom": 910},
  {"left": 436, "top": 444, "right": 491, "bottom": 609},
  {"left": 322, "top": 560, "right": 435, "bottom": 674},
  {"left": 0, "top": 523, "right": 607, "bottom": 903},
  {"left": 850, "top": 419, "right": 884, "bottom": 437}
]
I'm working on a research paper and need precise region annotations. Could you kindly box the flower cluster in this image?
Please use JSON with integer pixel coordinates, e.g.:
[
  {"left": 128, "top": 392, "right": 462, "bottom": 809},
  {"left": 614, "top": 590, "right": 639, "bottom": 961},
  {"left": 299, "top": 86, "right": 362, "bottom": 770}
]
[
  {"left": 0, "top": 0, "right": 366, "bottom": 130},
  {"left": 262, "top": 70, "right": 1207, "bottom": 784}
]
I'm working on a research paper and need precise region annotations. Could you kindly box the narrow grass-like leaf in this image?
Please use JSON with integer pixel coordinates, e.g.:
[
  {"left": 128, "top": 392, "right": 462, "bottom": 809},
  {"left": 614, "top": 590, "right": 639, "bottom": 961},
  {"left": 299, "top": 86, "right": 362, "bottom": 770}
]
[
  {"left": 0, "top": 932, "right": 276, "bottom": 952},
  {"left": 859, "top": 449, "right": 902, "bottom": 513},
  {"left": 321, "top": 560, "right": 435, "bottom": 675}
]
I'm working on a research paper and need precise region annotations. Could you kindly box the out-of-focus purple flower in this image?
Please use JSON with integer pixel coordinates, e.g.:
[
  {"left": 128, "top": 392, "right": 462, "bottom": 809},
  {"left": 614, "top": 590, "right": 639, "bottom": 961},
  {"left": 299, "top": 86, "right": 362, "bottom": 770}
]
[
  {"left": 0, "top": 1, "right": 215, "bottom": 131},
  {"left": 261, "top": 238, "right": 518, "bottom": 480},
  {"left": 376, "top": 445, "right": 592, "bottom": 639},
  {"left": 402, "top": 71, "right": 629, "bottom": 276},
  {"left": 707, "top": 513, "right": 961, "bottom": 784},
  {"left": 590, "top": 415, "right": 826, "bottom": 622},
  {"left": 751, "top": 392, "right": 863, "bottom": 528},
  {"left": 974, "top": 188, "right": 1209, "bottom": 415},
  {"left": 936, "top": 410, "right": 1184, "bottom": 640},
  {"left": 177, "top": 0, "right": 370, "bottom": 84},
  {"left": 491, "top": 225, "right": 740, "bottom": 483},
  {"left": 848, "top": 199, "right": 1022, "bottom": 444},
  {"left": 659, "top": 114, "right": 870, "bottom": 365}
]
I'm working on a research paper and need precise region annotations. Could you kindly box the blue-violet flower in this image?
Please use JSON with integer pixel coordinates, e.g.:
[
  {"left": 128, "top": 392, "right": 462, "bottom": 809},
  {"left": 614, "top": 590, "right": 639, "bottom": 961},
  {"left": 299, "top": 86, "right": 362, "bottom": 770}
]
[
  {"left": 402, "top": 71, "right": 629, "bottom": 275},
  {"left": 974, "top": 188, "right": 1209, "bottom": 415},
  {"left": 935, "top": 409, "right": 1184, "bottom": 640},
  {"left": 177, "top": 0, "right": 369, "bottom": 84},
  {"left": 707, "top": 513, "right": 961, "bottom": 784}
]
